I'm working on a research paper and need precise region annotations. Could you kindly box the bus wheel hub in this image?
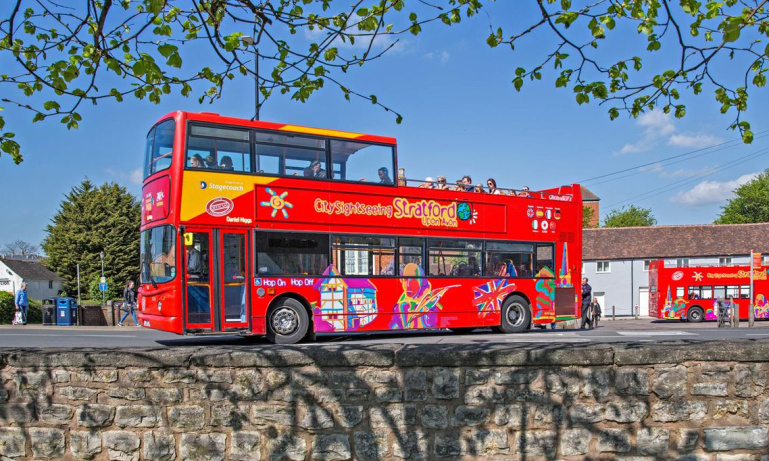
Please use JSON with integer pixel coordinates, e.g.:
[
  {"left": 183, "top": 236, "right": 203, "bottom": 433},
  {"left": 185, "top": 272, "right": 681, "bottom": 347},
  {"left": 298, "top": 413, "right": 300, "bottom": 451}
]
[{"left": 273, "top": 308, "right": 298, "bottom": 335}]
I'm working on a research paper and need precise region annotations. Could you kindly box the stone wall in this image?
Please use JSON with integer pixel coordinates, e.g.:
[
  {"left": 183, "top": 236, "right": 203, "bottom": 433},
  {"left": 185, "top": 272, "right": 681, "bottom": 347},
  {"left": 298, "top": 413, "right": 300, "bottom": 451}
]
[{"left": 2, "top": 340, "right": 769, "bottom": 460}]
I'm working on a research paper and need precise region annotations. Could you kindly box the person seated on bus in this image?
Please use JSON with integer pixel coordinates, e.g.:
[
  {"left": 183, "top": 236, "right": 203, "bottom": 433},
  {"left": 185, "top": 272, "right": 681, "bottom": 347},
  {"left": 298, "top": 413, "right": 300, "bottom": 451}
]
[
  {"left": 517, "top": 186, "right": 532, "bottom": 197},
  {"left": 435, "top": 176, "right": 449, "bottom": 190},
  {"left": 186, "top": 244, "right": 204, "bottom": 278},
  {"left": 474, "top": 183, "right": 485, "bottom": 193},
  {"left": 219, "top": 156, "right": 234, "bottom": 171},
  {"left": 419, "top": 177, "right": 435, "bottom": 188},
  {"left": 204, "top": 155, "right": 217, "bottom": 169},
  {"left": 304, "top": 160, "right": 326, "bottom": 178},
  {"left": 461, "top": 175, "right": 474, "bottom": 192},
  {"left": 487, "top": 178, "right": 502, "bottom": 195},
  {"left": 189, "top": 153, "right": 205, "bottom": 168},
  {"left": 378, "top": 167, "right": 393, "bottom": 185},
  {"left": 457, "top": 257, "right": 480, "bottom": 277}
]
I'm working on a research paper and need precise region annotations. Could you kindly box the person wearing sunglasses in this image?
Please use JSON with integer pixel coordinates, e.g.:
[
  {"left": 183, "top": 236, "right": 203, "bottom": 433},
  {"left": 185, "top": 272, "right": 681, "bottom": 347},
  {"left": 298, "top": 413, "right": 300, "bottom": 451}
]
[
  {"left": 487, "top": 178, "right": 502, "bottom": 195},
  {"left": 435, "top": 175, "right": 449, "bottom": 190}
]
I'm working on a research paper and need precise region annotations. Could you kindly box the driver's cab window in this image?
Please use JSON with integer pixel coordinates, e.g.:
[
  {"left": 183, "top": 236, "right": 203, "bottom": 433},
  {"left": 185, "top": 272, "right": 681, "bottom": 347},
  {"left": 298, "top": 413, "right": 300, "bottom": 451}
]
[{"left": 330, "top": 140, "right": 395, "bottom": 185}]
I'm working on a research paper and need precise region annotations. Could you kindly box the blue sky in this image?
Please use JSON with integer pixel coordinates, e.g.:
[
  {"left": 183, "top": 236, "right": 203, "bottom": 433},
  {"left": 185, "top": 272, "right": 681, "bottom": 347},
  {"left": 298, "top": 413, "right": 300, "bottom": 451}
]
[{"left": 1, "top": 1, "right": 767, "bottom": 250}]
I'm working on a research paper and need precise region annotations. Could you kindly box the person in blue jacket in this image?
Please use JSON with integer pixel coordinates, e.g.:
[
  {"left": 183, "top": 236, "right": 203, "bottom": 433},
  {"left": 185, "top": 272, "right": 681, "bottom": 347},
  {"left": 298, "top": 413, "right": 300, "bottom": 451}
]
[{"left": 15, "top": 282, "right": 29, "bottom": 325}]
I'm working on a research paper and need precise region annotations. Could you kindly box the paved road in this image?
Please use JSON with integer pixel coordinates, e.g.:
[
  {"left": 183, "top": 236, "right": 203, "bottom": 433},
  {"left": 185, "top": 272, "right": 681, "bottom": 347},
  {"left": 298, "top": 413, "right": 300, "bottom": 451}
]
[{"left": 2, "top": 319, "right": 769, "bottom": 348}]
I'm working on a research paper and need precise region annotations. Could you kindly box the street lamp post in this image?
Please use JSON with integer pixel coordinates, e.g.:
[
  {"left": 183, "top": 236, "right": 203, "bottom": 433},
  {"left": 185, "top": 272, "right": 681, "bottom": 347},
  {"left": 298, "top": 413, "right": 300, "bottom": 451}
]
[
  {"left": 99, "top": 251, "right": 105, "bottom": 307},
  {"left": 242, "top": 35, "right": 260, "bottom": 121}
]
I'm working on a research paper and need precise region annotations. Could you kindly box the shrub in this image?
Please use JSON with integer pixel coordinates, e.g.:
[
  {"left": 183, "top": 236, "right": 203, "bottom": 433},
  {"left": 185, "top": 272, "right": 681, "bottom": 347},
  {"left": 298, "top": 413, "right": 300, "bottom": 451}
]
[{"left": 0, "top": 292, "right": 42, "bottom": 324}]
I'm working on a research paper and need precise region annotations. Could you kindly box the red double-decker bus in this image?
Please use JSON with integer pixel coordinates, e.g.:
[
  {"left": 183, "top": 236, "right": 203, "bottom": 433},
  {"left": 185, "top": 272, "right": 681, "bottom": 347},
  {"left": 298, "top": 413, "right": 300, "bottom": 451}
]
[
  {"left": 649, "top": 260, "right": 769, "bottom": 322},
  {"left": 138, "top": 111, "right": 583, "bottom": 343}
]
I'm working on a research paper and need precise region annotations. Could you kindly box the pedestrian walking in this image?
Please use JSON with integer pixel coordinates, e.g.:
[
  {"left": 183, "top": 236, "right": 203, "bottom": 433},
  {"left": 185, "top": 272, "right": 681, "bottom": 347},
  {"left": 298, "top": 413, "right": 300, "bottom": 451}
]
[
  {"left": 591, "top": 298, "right": 602, "bottom": 328},
  {"left": 580, "top": 277, "right": 593, "bottom": 329},
  {"left": 14, "top": 282, "right": 29, "bottom": 325},
  {"left": 118, "top": 280, "right": 139, "bottom": 327}
]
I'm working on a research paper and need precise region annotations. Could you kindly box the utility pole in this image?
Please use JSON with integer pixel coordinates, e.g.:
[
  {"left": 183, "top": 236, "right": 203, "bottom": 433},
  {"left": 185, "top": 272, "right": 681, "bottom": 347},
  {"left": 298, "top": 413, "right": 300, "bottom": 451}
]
[
  {"left": 99, "top": 251, "right": 105, "bottom": 307},
  {"left": 242, "top": 35, "right": 260, "bottom": 121},
  {"left": 750, "top": 250, "right": 757, "bottom": 327}
]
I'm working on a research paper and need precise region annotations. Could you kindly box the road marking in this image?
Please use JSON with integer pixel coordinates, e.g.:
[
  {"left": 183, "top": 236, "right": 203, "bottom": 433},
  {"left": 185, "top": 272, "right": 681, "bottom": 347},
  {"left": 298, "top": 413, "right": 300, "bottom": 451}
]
[
  {"left": 746, "top": 334, "right": 769, "bottom": 336},
  {"left": 616, "top": 331, "right": 696, "bottom": 336}
]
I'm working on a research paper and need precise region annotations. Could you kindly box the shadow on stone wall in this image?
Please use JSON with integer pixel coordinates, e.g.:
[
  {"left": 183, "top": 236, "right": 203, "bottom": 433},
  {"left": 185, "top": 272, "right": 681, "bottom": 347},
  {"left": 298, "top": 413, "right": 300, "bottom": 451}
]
[{"left": 1, "top": 339, "right": 769, "bottom": 459}]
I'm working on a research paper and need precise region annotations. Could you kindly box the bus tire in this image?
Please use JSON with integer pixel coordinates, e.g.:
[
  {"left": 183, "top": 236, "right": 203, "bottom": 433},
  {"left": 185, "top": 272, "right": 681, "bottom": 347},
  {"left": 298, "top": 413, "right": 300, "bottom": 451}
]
[
  {"left": 498, "top": 295, "right": 531, "bottom": 333},
  {"left": 266, "top": 298, "right": 309, "bottom": 344},
  {"left": 687, "top": 306, "right": 704, "bottom": 323},
  {"left": 449, "top": 327, "right": 475, "bottom": 334}
]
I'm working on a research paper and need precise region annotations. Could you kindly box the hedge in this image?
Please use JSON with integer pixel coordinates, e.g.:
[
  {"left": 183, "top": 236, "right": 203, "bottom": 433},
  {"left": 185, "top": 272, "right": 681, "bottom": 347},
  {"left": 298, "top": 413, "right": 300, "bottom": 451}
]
[{"left": 0, "top": 292, "right": 43, "bottom": 325}]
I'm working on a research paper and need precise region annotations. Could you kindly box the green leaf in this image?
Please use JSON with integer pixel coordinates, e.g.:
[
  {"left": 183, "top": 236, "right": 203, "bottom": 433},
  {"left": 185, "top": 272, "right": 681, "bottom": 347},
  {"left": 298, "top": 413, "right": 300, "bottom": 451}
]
[{"left": 157, "top": 43, "right": 177, "bottom": 58}]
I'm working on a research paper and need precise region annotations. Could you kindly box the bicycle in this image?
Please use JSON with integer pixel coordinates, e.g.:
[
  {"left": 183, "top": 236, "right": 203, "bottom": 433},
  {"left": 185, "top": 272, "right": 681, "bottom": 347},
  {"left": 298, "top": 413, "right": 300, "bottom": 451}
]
[{"left": 717, "top": 300, "right": 732, "bottom": 328}]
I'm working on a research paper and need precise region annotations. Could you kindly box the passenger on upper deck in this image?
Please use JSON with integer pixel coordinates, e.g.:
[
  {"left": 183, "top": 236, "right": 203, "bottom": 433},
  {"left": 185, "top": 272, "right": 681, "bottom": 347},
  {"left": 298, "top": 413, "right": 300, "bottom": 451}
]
[
  {"left": 304, "top": 160, "right": 326, "bottom": 178},
  {"left": 517, "top": 186, "right": 532, "bottom": 197},
  {"left": 219, "top": 156, "right": 234, "bottom": 171},
  {"left": 419, "top": 177, "right": 435, "bottom": 188},
  {"left": 436, "top": 176, "right": 449, "bottom": 190},
  {"left": 474, "top": 183, "right": 485, "bottom": 193},
  {"left": 204, "top": 155, "right": 217, "bottom": 169},
  {"left": 189, "top": 154, "right": 205, "bottom": 168},
  {"left": 487, "top": 178, "right": 502, "bottom": 195},
  {"left": 461, "top": 175, "right": 474, "bottom": 192},
  {"left": 378, "top": 167, "right": 393, "bottom": 185}
]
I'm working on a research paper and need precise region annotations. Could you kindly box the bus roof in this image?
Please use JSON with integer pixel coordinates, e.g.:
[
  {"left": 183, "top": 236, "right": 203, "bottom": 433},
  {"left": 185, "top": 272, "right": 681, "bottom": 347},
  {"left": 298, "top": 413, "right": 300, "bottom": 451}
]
[{"left": 156, "top": 111, "right": 397, "bottom": 145}]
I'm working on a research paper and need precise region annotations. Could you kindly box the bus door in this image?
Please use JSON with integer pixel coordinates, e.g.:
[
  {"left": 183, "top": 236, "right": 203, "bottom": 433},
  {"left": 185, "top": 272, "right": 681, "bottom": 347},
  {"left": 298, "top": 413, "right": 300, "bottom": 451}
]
[
  {"left": 182, "top": 229, "right": 215, "bottom": 331},
  {"left": 217, "top": 230, "right": 250, "bottom": 331}
]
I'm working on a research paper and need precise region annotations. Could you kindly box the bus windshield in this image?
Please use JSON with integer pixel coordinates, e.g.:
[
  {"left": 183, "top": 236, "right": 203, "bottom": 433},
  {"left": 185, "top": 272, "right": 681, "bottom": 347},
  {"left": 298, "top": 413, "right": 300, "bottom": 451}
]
[
  {"left": 140, "top": 225, "right": 176, "bottom": 284},
  {"left": 144, "top": 119, "right": 175, "bottom": 178}
]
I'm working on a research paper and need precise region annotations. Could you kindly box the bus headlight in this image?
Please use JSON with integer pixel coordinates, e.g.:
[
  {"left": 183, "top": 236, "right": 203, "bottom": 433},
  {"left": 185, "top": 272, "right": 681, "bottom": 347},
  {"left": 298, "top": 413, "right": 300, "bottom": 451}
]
[{"left": 158, "top": 301, "right": 162, "bottom": 312}]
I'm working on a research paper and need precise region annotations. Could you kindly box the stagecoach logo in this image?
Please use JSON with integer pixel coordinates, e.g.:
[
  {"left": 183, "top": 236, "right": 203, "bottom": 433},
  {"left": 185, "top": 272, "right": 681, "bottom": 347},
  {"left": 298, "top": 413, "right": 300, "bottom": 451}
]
[
  {"left": 200, "top": 181, "right": 207, "bottom": 189},
  {"left": 206, "top": 197, "right": 234, "bottom": 217},
  {"left": 672, "top": 271, "right": 684, "bottom": 281}
]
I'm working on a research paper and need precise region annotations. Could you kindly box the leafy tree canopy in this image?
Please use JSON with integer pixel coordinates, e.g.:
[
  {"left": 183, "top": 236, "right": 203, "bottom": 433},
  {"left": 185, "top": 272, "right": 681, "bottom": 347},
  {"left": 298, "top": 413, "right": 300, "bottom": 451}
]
[
  {"left": 1, "top": 0, "right": 765, "bottom": 164},
  {"left": 41, "top": 179, "right": 141, "bottom": 299},
  {"left": 715, "top": 169, "right": 769, "bottom": 224},
  {"left": 603, "top": 204, "right": 657, "bottom": 227},
  {"left": 582, "top": 205, "right": 596, "bottom": 228}
]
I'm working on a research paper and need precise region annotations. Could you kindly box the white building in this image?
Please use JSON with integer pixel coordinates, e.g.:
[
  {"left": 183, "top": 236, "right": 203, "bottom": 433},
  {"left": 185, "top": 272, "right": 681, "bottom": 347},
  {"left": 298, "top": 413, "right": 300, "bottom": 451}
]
[
  {"left": 583, "top": 223, "right": 769, "bottom": 317},
  {"left": 0, "top": 257, "right": 64, "bottom": 300}
]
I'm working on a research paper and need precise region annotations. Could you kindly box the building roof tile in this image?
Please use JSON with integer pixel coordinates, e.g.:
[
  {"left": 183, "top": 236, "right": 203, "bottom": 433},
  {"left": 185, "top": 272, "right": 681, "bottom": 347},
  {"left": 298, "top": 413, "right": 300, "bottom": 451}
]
[
  {"left": 584, "top": 223, "right": 769, "bottom": 260},
  {"left": 1, "top": 259, "right": 63, "bottom": 281}
]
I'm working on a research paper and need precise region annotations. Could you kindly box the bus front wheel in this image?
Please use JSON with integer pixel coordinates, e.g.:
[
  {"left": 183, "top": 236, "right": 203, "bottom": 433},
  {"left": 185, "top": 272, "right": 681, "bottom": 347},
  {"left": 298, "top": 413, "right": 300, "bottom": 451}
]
[
  {"left": 497, "top": 295, "right": 532, "bottom": 333},
  {"left": 687, "top": 306, "right": 704, "bottom": 323},
  {"left": 266, "top": 298, "right": 309, "bottom": 344}
]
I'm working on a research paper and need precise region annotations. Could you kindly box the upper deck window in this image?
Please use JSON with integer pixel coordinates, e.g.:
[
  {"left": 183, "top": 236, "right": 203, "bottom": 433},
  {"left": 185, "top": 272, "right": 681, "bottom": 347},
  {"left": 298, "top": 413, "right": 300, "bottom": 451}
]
[
  {"left": 144, "top": 119, "right": 175, "bottom": 178},
  {"left": 330, "top": 140, "right": 395, "bottom": 185},
  {"left": 187, "top": 125, "right": 251, "bottom": 173},
  {"left": 254, "top": 132, "right": 327, "bottom": 178}
]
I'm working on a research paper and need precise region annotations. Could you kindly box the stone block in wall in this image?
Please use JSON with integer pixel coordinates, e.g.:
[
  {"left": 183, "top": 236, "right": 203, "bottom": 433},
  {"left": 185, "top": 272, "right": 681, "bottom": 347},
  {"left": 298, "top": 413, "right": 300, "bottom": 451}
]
[
  {"left": 197, "top": 369, "right": 233, "bottom": 384},
  {"left": 653, "top": 366, "right": 687, "bottom": 400},
  {"left": 0, "top": 402, "right": 36, "bottom": 424},
  {"left": 759, "top": 398, "right": 769, "bottom": 422},
  {"left": 392, "top": 430, "right": 428, "bottom": 459},
  {"left": 90, "top": 369, "right": 118, "bottom": 383},
  {"left": 582, "top": 367, "right": 612, "bottom": 399},
  {"left": 330, "top": 371, "right": 362, "bottom": 388},
  {"left": 251, "top": 403, "right": 296, "bottom": 427},
  {"left": 39, "top": 403, "right": 74, "bottom": 424},
  {"left": 143, "top": 431, "right": 176, "bottom": 461},
  {"left": 560, "top": 428, "right": 591, "bottom": 457},
  {"left": 734, "top": 364, "right": 766, "bottom": 398},
  {"left": 370, "top": 404, "right": 416, "bottom": 429},
  {"left": 493, "top": 368, "right": 540, "bottom": 385},
  {"left": 266, "top": 433, "right": 306, "bottom": 461},
  {"left": 692, "top": 381, "right": 728, "bottom": 396},
  {"left": 30, "top": 427, "right": 65, "bottom": 459},
  {"left": 569, "top": 403, "right": 604, "bottom": 423},
  {"left": 0, "top": 427, "right": 25, "bottom": 458},
  {"left": 300, "top": 406, "right": 335, "bottom": 431},
  {"left": 103, "top": 430, "right": 141, "bottom": 461},
  {"left": 168, "top": 405, "right": 205, "bottom": 430},
  {"left": 533, "top": 403, "right": 566, "bottom": 428},
  {"left": 77, "top": 404, "right": 114, "bottom": 427},
  {"left": 70, "top": 430, "right": 102, "bottom": 459},
  {"left": 404, "top": 369, "right": 427, "bottom": 401},
  {"left": 147, "top": 387, "right": 183, "bottom": 403},
  {"left": 115, "top": 405, "right": 163, "bottom": 428},
  {"left": 232, "top": 370, "right": 263, "bottom": 399},
  {"left": 545, "top": 368, "right": 582, "bottom": 397},
  {"left": 312, "top": 434, "right": 351, "bottom": 461},
  {"left": 451, "top": 405, "right": 490, "bottom": 427},
  {"left": 700, "top": 363, "right": 731, "bottom": 381},
  {"left": 636, "top": 427, "right": 670, "bottom": 455},
  {"left": 703, "top": 426, "right": 769, "bottom": 451},
  {"left": 108, "top": 387, "right": 146, "bottom": 401},
  {"left": 421, "top": 404, "right": 448, "bottom": 429},
  {"left": 363, "top": 370, "right": 397, "bottom": 385},
  {"left": 597, "top": 428, "right": 632, "bottom": 452},
  {"left": 434, "top": 433, "right": 461, "bottom": 458},
  {"left": 677, "top": 429, "right": 700, "bottom": 452},
  {"left": 14, "top": 370, "right": 49, "bottom": 400},
  {"left": 464, "top": 385, "right": 505, "bottom": 405},
  {"left": 515, "top": 430, "right": 557, "bottom": 458},
  {"left": 52, "top": 369, "right": 70, "bottom": 383},
  {"left": 432, "top": 369, "right": 459, "bottom": 400},
  {"left": 210, "top": 403, "right": 249, "bottom": 427},
  {"left": 461, "top": 429, "right": 509, "bottom": 456},
  {"left": 713, "top": 400, "right": 750, "bottom": 421},
  {"left": 125, "top": 368, "right": 153, "bottom": 383},
  {"left": 180, "top": 433, "right": 226, "bottom": 461},
  {"left": 494, "top": 403, "right": 527, "bottom": 427},
  {"left": 189, "top": 387, "right": 228, "bottom": 403},
  {"left": 354, "top": 431, "right": 389, "bottom": 461},
  {"left": 336, "top": 406, "right": 364, "bottom": 429},
  {"left": 162, "top": 369, "right": 196, "bottom": 384},
  {"left": 375, "top": 387, "right": 403, "bottom": 403},
  {"left": 605, "top": 401, "right": 649, "bottom": 423},
  {"left": 615, "top": 368, "right": 650, "bottom": 395},
  {"left": 465, "top": 369, "right": 489, "bottom": 386},
  {"left": 59, "top": 386, "right": 99, "bottom": 401},
  {"left": 652, "top": 401, "right": 708, "bottom": 422},
  {"left": 231, "top": 431, "right": 260, "bottom": 461}
]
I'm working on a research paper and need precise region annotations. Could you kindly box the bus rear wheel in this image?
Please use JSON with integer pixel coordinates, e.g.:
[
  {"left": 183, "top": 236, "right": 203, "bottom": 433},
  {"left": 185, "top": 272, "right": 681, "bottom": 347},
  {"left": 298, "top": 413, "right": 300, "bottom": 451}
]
[
  {"left": 266, "top": 298, "right": 309, "bottom": 344},
  {"left": 687, "top": 306, "right": 704, "bottom": 323},
  {"left": 497, "top": 295, "right": 532, "bottom": 333}
]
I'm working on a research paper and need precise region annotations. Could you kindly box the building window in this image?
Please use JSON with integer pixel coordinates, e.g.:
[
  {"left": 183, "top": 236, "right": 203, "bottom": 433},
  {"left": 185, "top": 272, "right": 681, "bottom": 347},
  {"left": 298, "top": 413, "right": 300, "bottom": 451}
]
[
  {"left": 643, "top": 260, "right": 651, "bottom": 271},
  {"left": 676, "top": 258, "right": 689, "bottom": 268},
  {"left": 596, "top": 261, "right": 611, "bottom": 273},
  {"left": 719, "top": 257, "right": 732, "bottom": 267},
  {"left": 49, "top": 281, "right": 53, "bottom": 289}
]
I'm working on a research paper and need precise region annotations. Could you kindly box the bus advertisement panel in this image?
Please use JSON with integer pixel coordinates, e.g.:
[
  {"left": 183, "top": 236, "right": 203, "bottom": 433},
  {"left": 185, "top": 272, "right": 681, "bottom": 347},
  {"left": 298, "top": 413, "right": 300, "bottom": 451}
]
[
  {"left": 649, "top": 259, "right": 769, "bottom": 322},
  {"left": 138, "top": 111, "right": 583, "bottom": 343}
]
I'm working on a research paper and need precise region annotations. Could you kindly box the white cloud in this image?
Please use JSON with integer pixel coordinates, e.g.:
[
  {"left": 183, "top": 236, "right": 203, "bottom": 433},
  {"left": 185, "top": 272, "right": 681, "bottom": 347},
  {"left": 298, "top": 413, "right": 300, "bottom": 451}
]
[
  {"left": 424, "top": 50, "right": 450, "bottom": 63},
  {"left": 617, "top": 141, "right": 651, "bottom": 155},
  {"left": 668, "top": 133, "right": 724, "bottom": 148},
  {"left": 637, "top": 110, "right": 676, "bottom": 136},
  {"left": 670, "top": 172, "right": 759, "bottom": 206},
  {"left": 129, "top": 169, "right": 142, "bottom": 185},
  {"left": 106, "top": 168, "right": 143, "bottom": 186},
  {"left": 440, "top": 51, "right": 450, "bottom": 63}
]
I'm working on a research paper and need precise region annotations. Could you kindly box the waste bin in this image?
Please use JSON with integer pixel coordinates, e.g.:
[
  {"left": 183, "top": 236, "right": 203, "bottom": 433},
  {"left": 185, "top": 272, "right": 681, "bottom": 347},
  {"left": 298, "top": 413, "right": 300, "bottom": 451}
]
[
  {"left": 56, "top": 297, "right": 78, "bottom": 326},
  {"left": 42, "top": 298, "right": 57, "bottom": 325}
]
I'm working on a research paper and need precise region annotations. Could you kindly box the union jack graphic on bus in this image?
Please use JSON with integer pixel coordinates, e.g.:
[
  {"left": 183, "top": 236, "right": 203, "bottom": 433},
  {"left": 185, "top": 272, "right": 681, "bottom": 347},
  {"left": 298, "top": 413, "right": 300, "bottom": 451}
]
[{"left": 472, "top": 279, "right": 516, "bottom": 318}]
